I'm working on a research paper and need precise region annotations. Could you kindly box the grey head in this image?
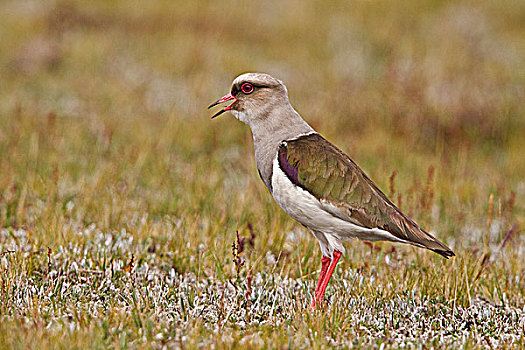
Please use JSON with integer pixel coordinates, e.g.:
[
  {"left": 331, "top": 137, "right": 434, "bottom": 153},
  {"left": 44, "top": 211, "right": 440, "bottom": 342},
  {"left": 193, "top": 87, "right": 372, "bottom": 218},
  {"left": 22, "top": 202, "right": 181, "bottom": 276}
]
[
  {"left": 209, "top": 73, "right": 287, "bottom": 124},
  {"left": 208, "top": 73, "right": 315, "bottom": 191},
  {"left": 208, "top": 72, "right": 313, "bottom": 134}
]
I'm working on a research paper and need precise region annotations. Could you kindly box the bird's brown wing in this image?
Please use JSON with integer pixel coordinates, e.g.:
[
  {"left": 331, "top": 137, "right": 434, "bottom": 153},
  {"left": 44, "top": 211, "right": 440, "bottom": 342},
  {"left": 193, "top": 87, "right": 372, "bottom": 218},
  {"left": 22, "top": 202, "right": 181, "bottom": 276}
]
[{"left": 278, "top": 133, "right": 454, "bottom": 258}]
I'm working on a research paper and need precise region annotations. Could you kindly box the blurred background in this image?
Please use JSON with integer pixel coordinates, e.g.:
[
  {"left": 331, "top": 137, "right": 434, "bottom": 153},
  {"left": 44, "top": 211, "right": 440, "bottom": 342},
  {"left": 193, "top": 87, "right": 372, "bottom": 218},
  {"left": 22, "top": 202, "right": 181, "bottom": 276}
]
[
  {"left": 0, "top": 0, "right": 523, "bottom": 272},
  {"left": 0, "top": 0, "right": 524, "bottom": 347}
]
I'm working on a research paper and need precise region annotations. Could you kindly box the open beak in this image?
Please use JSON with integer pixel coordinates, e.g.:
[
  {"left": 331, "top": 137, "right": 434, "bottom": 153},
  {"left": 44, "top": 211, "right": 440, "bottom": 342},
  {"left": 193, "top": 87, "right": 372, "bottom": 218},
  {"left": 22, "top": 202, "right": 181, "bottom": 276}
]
[{"left": 208, "top": 93, "right": 237, "bottom": 119}]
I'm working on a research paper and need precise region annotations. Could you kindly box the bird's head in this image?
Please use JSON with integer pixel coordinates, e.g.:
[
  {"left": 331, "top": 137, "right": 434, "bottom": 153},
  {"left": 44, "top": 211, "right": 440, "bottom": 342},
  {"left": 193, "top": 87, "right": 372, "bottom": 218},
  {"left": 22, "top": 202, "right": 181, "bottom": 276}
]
[{"left": 208, "top": 73, "right": 290, "bottom": 125}]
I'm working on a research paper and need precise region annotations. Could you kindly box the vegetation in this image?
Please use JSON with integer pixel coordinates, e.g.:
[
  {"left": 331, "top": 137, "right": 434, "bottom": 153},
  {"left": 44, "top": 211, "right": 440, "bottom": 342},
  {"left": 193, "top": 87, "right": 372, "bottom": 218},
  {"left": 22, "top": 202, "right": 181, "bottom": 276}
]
[{"left": 0, "top": 0, "right": 523, "bottom": 348}]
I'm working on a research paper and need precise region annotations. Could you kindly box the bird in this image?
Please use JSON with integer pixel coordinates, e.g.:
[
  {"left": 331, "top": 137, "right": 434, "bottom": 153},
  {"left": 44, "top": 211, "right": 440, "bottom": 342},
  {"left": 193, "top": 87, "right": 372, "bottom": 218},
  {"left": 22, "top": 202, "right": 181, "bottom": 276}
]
[{"left": 208, "top": 73, "right": 454, "bottom": 308}]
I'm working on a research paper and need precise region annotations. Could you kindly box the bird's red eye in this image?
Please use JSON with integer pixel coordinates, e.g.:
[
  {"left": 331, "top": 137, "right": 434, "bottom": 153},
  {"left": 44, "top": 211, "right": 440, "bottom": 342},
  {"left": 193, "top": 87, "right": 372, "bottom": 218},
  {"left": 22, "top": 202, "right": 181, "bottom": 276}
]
[{"left": 241, "top": 83, "right": 254, "bottom": 94}]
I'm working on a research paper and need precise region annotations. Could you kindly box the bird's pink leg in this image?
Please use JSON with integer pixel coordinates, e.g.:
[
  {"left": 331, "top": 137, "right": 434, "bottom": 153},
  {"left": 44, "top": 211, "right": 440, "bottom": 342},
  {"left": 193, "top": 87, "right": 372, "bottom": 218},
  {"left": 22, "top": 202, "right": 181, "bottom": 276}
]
[
  {"left": 311, "top": 256, "right": 331, "bottom": 308},
  {"left": 312, "top": 250, "right": 342, "bottom": 308}
]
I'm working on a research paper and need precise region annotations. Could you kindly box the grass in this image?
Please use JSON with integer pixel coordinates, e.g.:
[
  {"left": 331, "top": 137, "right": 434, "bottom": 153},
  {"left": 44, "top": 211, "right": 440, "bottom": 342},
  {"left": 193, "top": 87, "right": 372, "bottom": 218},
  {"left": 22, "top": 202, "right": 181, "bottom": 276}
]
[{"left": 0, "top": 0, "right": 524, "bottom": 348}]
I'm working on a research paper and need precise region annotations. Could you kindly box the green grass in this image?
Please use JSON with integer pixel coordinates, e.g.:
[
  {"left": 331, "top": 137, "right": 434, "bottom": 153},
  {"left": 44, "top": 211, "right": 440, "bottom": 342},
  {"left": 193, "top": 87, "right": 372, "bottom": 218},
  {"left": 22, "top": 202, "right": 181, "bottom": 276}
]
[{"left": 0, "top": 0, "right": 524, "bottom": 348}]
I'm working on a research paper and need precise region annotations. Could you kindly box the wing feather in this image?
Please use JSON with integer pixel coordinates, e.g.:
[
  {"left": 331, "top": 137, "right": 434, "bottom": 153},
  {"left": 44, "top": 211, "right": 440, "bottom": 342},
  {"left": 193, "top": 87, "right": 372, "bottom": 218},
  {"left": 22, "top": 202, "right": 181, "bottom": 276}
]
[{"left": 277, "top": 133, "right": 454, "bottom": 258}]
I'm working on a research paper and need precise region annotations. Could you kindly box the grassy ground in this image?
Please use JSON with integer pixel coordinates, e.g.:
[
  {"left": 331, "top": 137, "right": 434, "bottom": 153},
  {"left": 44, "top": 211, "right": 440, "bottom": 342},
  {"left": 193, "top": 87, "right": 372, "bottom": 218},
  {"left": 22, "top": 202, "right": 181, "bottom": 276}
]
[{"left": 0, "top": 0, "right": 524, "bottom": 348}]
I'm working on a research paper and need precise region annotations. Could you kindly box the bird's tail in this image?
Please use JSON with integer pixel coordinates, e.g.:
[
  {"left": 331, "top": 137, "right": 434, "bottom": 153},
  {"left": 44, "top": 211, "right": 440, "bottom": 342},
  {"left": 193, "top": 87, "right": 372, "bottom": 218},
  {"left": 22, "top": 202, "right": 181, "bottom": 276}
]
[
  {"left": 398, "top": 221, "right": 455, "bottom": 258},
  {"left": 418, "top": 232, "right": 455, "bottom": 258},
  {"left": 381, "top": 208, "right": 455, "bottom": 258}
]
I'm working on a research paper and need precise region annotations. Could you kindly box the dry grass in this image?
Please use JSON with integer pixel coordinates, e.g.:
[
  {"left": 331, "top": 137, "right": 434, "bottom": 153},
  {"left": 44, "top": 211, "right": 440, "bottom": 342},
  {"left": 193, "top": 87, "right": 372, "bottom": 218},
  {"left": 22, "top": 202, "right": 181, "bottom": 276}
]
[{"left": 0, "top": 0, "right": 524, "bottom": 348}]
